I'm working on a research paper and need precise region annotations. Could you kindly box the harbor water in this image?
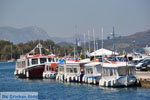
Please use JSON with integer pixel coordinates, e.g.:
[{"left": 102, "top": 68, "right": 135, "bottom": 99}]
[{"left": 0, "top": 62, "right": 150, "bottom": 100}]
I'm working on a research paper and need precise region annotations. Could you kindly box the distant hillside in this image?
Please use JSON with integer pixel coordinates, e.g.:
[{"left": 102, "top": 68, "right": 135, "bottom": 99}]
[
  {"left": 0, "top": 26, "right": 50, "bottom": 44},
  {"left": 0, "top": 26, "right": 150, "bottom": 53},
  {"left": 87, "top": 30, "right": 150, "bottom": 53},
  {"left": 57, "top": 42, "right": 74, "bottom": 47},
  {"left": 51, "top": 37, "right": 75, "bottom": 44}
]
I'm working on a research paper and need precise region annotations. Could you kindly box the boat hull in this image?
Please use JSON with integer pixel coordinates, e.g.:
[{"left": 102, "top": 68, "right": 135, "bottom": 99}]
[
  {"left": 15, "top": 65, "right": 45, "bottom": 78},
  {"left": 99, "top": 76, "right": 137, "bottom": 87}
]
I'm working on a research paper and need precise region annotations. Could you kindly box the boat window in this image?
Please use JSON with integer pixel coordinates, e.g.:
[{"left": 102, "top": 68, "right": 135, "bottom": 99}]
[
  {"left": 66, "top": 68, "right": 73, "bottom": 73},
  {"left": 59, "top": 67, "right": 64, "bottom": 72},
  {"left": 16, "top": 62, "right": 22, "bottom": 68},
  {"left": 53, "top": 58, "right": 55, "bottom": 62},
  {"left": 105, "top": 69, "right": 109, "bottom": 76},
  {"left": 27, "top": 59, "right": 30, "bottom": 66},
  {"left": 128, "top": 67, "right": 135, "bottom": 76},
  {"left": 22, "top": 61, "right": 25, "bottom": 68},
  {"left": 48, "top": 58, "right": 52, "bottom": 62},
  {"left": 118, "top": 67, "right": 127, "bottom": 76},
  {"left": 40, "top": 58, "right": 46, "bottom": 64},
  {"left": 110, "top": 69, "right": 113, "bottom": 76},
  {"left": 51, "top": 67, "right": 54, "bottom": 71},
  {"left": 74, "top": 68, "right": 77, "bottom": 73},
  {"left": 114, "top": 69, "right": 117, "bottom": 75},
  {"left": 32, "top": 59, "right": 38, "bottom": 65},
  {"left": 86, "top": 68, "right": 93, "bottom": 74},
  {"left": 96, "top": 65, "right": 101, "bottom": 73},
  {"left": 70, "top": 68, "right": 73, "bottom": 73}
]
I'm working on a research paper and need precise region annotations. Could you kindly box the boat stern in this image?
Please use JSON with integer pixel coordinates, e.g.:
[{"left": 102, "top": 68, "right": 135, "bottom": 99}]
[{"left": 117, "top": 76, "right": 137, "bottom": 87}]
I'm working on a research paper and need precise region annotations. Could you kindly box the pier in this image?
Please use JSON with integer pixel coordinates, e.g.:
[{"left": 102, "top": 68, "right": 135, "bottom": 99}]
[{"left": 136, "top": 71, "right": 150, "bottom": 88}]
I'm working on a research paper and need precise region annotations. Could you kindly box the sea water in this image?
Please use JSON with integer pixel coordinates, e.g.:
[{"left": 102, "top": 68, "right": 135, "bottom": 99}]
[{"left": 0, "top": 62, "right": 150, "bottom": 100}]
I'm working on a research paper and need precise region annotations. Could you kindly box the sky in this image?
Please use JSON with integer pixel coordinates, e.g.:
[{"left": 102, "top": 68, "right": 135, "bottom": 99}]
[{"left": 0, "top": 0, "right": 149, "bottom": 38}]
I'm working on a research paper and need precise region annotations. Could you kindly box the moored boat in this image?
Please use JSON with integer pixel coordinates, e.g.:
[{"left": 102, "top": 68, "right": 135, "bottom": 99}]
[
  {"left": 99, "top": 62, "right": 137, "bottom": 87},
  {"left": 82, "top": 62, "right": 102, "bottom": 84},
  {"left": 14, "top": 43, "right": 58, "bottom": 78}
]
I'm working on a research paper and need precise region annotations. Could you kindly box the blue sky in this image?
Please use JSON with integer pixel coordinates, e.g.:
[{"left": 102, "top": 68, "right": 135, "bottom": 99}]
[{"left": 0, "top": 0, "right": 149, "bottom": 38}]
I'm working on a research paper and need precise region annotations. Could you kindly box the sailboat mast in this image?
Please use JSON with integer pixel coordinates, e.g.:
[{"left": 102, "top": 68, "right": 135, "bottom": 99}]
[
  {"left": 102, "top": 27, "right": 104, "bottom": 49},
  {"left": 113, "top": 27, "right": 116, "bottom": 61},
  {"left": 93, "top": 29, "right": 96, "bottom": 60},
  {"left": 11, "top": 45, "right": 12, "bottom": 59},
  {"left": 84, "top": 32, "right": 86, "bottom": 53},
  {"left": 88, "top": 30, "right": 90, "bottom": 52},
  {"left": 75, "top": 25, "right": 78, "bottom": 59},
  {"left": 93, "top": 29, "right": 95, "bottom": 52}
]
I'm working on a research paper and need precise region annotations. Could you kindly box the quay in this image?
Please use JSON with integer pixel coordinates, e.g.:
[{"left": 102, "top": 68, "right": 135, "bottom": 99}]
[{"left": 136, "top": 71, "right": 150, "bottom": 88}]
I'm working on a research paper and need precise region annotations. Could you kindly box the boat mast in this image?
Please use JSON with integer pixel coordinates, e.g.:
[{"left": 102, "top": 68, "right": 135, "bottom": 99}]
[
  {"left": 11, "top": 45, "right": 12, "bottom": 59},
  {"left": 93, "top": 29, "right": 96, "bottom": 59},
  {"left": 84, "top": 32, "right": 86, "bottom": 53},
  {"left": 38, "top": 42, "right": 42, "bottom": 56},
  {"left": 101, "top": 27, "right": 104, "bottom": 49},
  {"left": 101, "top": 27, "right": 104, "bottom": 62},
  {"left": 113, "top": 27, "right": 116, "bottom": 62},
  {"left": 75, "top": 25, "right": 78, "bottom": 59},
  {"left": 93, "top": 29, "right": 95, "bottom": 52},
  {"left": 88, "top": 30, "right": 90, "bottom": 52}
]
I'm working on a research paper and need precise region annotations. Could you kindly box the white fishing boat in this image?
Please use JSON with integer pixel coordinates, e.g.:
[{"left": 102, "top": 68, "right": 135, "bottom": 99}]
[
  {"left": 99, "top": 62, "right": 137, "bottom": 87},
  {"left": 82, "top": 62, "right": 102, "bottom": 84},
  {"left": 7, "top": 45, "right": 15, "bottom": 63},
  {"left": 42, "top": 62, "right": 57, "bottom": 79},
  {"left": 56, "top": 58, "right": 90, "bottom": 82},
  {"left": 56, "top": 61, "right": 83, "bottom": 82}
]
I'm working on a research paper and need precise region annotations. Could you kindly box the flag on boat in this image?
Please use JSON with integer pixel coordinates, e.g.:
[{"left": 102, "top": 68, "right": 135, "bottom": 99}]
[
  {"left": 86, "top": 50, "right": 90, "bottom": 57},
  {"left": 37, "top": 43, "right": 43, "bottom": 48}
]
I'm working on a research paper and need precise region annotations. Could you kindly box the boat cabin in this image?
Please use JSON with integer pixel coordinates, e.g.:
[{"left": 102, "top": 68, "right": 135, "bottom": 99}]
[
  {"left": 83, "top": 62, "right": 102, "bottom": 84},
  {"left": 65, "top": 63, "right": 81, "bottom": 75},
  {"left": 16, "top": 54, "right": 58, "bottom": 68},
  {"left": 102, "top": 63, "right": 135, "bottom": 77},
  {"left": 84, "top": 62, "right": 101, "bottom": 76},
  {"left": 99, "top": 62, "right": 136, "bottom": 87}
]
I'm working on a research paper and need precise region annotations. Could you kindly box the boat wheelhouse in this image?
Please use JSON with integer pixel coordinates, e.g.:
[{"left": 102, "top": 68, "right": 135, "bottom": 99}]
[
  {"left": 99, "top": 62, "right": 136, "bottom": 87},
  {"left": 82, "top": 62, "right": 102, "bottom": 84}
]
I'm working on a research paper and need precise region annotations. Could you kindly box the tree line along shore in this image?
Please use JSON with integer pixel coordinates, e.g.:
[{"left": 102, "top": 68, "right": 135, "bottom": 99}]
[{"left": 0, "top": 40, "right": 81, "bottom": 62}]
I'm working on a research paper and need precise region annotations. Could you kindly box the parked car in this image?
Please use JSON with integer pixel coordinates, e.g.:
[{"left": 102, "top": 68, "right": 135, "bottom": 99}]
[
  {"left": 132, "top": 58, "right": 143, "bottom": 65},
  {"left": 136, "top": 58, "right": 150, "bottom": 71}
]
